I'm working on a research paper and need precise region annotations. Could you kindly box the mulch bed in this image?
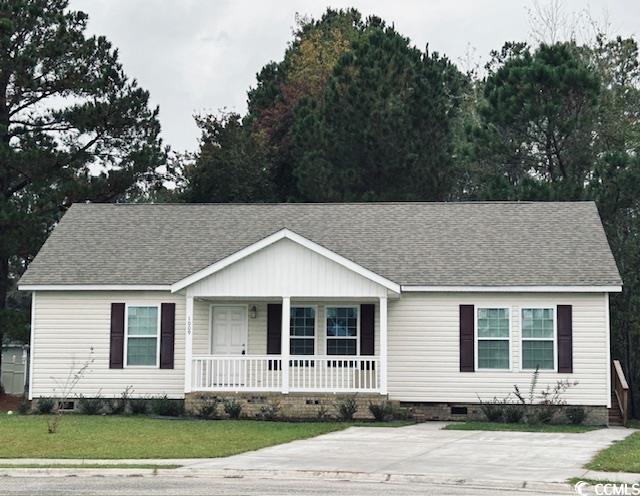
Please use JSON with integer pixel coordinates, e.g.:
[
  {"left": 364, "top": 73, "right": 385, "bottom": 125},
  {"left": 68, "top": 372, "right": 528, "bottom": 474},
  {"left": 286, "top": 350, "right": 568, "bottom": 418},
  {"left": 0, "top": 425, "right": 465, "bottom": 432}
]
[{"left": 0, "top": 394, "right": 24, "bottom": 412}]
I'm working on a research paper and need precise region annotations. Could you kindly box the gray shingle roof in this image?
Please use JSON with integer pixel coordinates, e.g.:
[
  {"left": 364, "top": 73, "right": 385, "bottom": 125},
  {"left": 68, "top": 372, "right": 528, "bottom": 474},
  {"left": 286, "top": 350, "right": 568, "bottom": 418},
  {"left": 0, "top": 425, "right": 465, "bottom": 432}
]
[{"left": 19, "top": 201, "right": 622, "bottom": 288}]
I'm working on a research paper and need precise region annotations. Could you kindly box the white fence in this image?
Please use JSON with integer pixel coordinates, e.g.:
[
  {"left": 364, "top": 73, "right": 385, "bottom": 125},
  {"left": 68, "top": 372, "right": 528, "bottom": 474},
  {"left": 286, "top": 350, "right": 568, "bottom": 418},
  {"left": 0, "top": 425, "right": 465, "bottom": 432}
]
[
  {"left": 192, "top": 355, "right": 380, "bottom": 393},
  {"left": 1, "top": 347, "right": 26, "bottom": 395}
]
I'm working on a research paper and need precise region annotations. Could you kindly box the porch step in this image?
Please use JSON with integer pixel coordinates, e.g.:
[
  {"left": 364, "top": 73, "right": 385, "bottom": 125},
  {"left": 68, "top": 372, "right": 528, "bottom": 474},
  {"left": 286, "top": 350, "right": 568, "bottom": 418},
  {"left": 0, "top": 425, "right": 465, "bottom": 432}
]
[{"left": 609, "top": 394, "right": 624, "bottom": 426}]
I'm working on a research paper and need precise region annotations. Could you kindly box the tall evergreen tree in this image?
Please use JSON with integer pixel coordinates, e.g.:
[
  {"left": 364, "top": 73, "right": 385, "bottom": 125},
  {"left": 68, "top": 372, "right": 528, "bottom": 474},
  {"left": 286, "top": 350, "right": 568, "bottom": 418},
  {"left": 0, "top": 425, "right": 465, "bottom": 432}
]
[
  {"left": 467, "top": 42, "right": 600, "bottom": 200},
  {"left": 292, "top": 19, "right": 466, "bottom": 201},
  {"left": 0, "top": 1, "right": 164, "bottom": 356},
  {"left": 467, "top": 37, "right": 640, "bottom": 413}
]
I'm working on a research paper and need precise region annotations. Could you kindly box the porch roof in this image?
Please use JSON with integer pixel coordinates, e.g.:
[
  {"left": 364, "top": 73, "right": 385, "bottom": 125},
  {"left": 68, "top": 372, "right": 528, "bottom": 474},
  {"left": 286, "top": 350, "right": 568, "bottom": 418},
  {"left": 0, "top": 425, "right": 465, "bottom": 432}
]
[{"left": 19, "top": 201, "right": 622, "bottom": 289}]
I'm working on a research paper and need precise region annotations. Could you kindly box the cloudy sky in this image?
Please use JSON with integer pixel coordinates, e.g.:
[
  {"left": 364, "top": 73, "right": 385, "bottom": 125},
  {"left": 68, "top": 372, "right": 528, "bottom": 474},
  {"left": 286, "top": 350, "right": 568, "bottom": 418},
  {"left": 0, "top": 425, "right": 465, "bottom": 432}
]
[{"left": 71, "top": 0, "right": 639, "bottom": 153}]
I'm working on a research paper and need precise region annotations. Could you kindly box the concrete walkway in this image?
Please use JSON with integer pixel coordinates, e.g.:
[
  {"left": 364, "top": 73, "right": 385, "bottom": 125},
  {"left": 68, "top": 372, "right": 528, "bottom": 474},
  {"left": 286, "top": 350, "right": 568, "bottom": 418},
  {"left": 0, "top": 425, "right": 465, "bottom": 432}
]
[
  {"left": 182, "top": 422, "right": 633, "bottom": 483},
  {"left": 0, "top": 423, "right": 635, "bottom": 487}
]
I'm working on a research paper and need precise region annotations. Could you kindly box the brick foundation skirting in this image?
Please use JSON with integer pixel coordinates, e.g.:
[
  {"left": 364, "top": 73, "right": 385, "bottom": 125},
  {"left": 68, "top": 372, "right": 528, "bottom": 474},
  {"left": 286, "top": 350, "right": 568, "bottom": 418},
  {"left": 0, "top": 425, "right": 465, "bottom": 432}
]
[
  {"left": 400, "top": 401, "right": 609, "bottom": 426},
  {"left": 185, "top": 392, "right": 389, "bottom": 420}
]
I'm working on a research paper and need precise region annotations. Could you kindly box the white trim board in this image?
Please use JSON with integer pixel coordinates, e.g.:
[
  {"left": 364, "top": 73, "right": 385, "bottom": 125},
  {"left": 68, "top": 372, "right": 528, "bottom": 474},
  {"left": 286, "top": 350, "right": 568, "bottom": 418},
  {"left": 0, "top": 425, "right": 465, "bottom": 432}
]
[
  {"left": 18, "top": 285, "right": 171, "bottom": 291},
  {"left": 171, "top": 228, "right": 401, "bottom": 294},
  {"left": 401, "top": 285, "right": 622, "bottom": 293}
]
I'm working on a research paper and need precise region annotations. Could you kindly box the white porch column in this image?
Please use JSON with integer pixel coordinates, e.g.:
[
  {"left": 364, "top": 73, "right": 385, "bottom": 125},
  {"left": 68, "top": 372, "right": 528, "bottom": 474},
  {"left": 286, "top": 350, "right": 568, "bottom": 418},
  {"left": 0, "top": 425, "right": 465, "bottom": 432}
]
[
  {"left": 379, "top": 296, "right": 388, "bottom": 395},
  {"left": 184, "top": 295, "right": 194, "bottom": 393},
  {"left": 281, "top": 296, "right": 290, "bottom": 393}
]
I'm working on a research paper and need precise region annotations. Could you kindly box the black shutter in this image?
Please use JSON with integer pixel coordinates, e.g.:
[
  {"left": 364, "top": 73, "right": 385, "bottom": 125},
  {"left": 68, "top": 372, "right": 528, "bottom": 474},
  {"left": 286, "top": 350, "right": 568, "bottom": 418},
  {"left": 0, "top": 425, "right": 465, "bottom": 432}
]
[
  {"left": 557, "top": 305, "right": 573, "bottom": 373},
  {"left": 359, "top": 304, "right": 375, "bottom": 371},
  {"left": 460, "top": 304, "right": 474, "bottom": 372},
  {"left": 267, "top": 304, "right": 282, "bottom": 370},
  {"left": 109, "top": 303, "right": 125, "bottom": 369},
  {"left": 360, "top": 304, "right": 375, "bottom": 355},
  {"left": 160, "top": 303, "right": 175, "bottom": 369}
]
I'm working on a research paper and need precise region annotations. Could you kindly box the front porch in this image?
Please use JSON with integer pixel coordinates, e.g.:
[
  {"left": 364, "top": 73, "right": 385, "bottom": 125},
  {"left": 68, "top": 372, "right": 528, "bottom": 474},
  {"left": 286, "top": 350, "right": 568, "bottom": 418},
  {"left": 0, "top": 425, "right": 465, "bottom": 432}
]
[
  {"left": 174, "top": 230, "right": 399, "bottom": 396},
  {"left": 185, "top": 297, "right": 388, "bottom": 394}
]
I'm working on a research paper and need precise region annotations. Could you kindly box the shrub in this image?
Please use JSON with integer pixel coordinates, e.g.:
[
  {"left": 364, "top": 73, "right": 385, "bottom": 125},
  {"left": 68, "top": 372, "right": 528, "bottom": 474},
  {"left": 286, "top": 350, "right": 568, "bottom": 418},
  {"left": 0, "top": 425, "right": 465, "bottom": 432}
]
[
  {"left": 503, "top": 403, "right": 525, "bottom": 423},
  {"left": 128, "top": 398, "right": 149, "bottom": 415},
  {"left": 391, "top": 406, "right": 410, "bottom": 420},
  {"left": 368, "top": 401, "right": 392, "bottom": 421},
  {"left": 196, "top": 399, "right": 218, "bottom": 419},
  {"left": 150, "top": 395, "right": 184, "bottom": 417},
  {"left": 565, "top": 406, "right": 587, "bottom": 425},
  {"left": 258, "top": 400, "right": 280, "bottom": 420},
  {"left": 335, "top": 396, "right": 358, "bottom": 421},
  {"left": 533, "top": 406, "right": 556, "bottom": 424},
  {"left": 316, "top": 404, "right": 331, "bottom": 420},
  {"left": 513, "top": 367, "right": 578, "bottom": 424},
  {"left": 110, "top": 386, "right": 133, "bottom": 415},
  {"left": 17, "top": 398, "right": 30, "bottom": 415},
  {"left": 37, "top": 398, "right": 55, "bottom": 414},
  {"left": 223, "top": 399, "right": 243, "bottom": 419},
  {"left": 78, "top": 394, "right": 105, "bottom": 415},
  {"left": 477, "top": 396, "right": 505, "bottom": 422}
]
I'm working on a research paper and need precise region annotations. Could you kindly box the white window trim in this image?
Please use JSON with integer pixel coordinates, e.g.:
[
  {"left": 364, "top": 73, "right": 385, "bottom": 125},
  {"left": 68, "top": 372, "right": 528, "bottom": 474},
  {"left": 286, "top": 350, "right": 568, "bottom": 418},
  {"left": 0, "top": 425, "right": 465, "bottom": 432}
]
[
  {"left": 124, "top": 303, "right": 161, "bottom": 368},
  {"left": 325, "top": 305, "right": 360, "bottom": 356},
  {"left": 289, "top": 304, "right": 318, "bottom": 356},
  {"left": 208, "top": 304, "right": 249, "bottom": 355},
  {"left": 475, "top": 306, "right": 512, "bottom": 371},
  {"left": 519, "top": 305, "right": 558, "bottom": 372}
]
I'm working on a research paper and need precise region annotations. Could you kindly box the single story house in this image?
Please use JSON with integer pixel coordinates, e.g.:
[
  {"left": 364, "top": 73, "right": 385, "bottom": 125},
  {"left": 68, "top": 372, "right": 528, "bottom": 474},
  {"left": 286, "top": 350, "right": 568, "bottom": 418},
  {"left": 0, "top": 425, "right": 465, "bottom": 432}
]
[{"left": 18, "top": 202, "right": 623, "bottom": 423}]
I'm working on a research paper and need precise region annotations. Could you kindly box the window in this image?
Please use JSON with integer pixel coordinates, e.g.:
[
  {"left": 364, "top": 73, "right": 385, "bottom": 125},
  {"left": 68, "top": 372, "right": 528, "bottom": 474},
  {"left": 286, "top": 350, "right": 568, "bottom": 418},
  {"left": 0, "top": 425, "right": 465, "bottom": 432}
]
[
  {"left": 521, "top": 308, "right": 555, "bottom": 370},
  {"left": 326, "top": 307, "right": 358, "bottom": 355},
  {"left": 476, "top": 308, "right": 510, "bottom": 369},
  {"left": 126, "top": 306, "right": 159, "bottom": 366},
  {"left": 290, "top": 307, "right": 315, "bottom": 355}
]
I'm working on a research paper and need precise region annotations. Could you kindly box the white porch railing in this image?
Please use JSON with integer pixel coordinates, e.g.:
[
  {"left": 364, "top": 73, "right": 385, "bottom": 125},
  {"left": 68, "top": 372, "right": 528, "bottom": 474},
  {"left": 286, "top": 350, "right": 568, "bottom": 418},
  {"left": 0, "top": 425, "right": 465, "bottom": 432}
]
[
  {"left": 192, "top": 355, "right": 282, "bottom": 392},
  {"left": 191, "top": 355, "right": 381, "bottom": 393}
]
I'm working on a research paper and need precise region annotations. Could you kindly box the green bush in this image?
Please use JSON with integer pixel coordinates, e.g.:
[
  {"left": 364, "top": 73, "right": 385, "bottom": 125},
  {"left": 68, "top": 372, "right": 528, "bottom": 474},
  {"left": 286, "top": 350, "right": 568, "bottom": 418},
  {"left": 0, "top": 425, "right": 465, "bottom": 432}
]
[
  {"left": 36, "top": 398, "right": 55, "bottom": 414},
  {"left": 478, "top": 397, "right": 505, "bottom": 422},
  {"left": 335, "top": 397, "right": 358, "bottom": 421},
  {"left": 533, "top": 406, "right": 556, "bottom": 424},
  {"left": 503, "top": 403, "right": 525, "bottom": 423},
  {"left": 78, "top": 394, "right": 105, "bottom": 415},
  {"left": 316, "top": 404, "right": 331, "bottom": 420},
  {"left": 150, "top": 395, "right": 184, "bottom": 417},
  {"left": 196, "top": 399, "right": 218, "bottom": 419},
  {"left": 17, "top": 398, "right": 30, "bottom": 415},
  {"left": 368, "top": 401, "right": 392, "bottom": 421},
  {"left": 110, "top": 386, "right": 133, "bottom": 415},
  {"left": 565, "top": 406, "right": 587, "bottom": 425},
  {"left": 258, "top": 400, "right": 280, "bottom": 420},
  {"left": 223, "top": 399, "right": 243, "bottom": 419},
  {"left": 128, "top": 398, "right": 149, "bottom": 415}
]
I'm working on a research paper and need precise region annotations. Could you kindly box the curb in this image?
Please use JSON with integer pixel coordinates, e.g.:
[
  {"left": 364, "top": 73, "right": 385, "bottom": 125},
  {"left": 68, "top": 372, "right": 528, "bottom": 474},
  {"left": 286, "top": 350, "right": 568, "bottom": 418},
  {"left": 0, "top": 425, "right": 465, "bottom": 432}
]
[{"left": 0, "top": 466, "right": 574, "bottom": 493}]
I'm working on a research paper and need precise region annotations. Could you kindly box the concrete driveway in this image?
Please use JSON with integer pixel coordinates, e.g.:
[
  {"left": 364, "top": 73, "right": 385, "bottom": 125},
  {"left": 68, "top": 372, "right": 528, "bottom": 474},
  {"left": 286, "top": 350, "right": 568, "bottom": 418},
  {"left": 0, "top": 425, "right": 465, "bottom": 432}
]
[{"left": 185, "top": 422, "right": 633, "bottom": 483}]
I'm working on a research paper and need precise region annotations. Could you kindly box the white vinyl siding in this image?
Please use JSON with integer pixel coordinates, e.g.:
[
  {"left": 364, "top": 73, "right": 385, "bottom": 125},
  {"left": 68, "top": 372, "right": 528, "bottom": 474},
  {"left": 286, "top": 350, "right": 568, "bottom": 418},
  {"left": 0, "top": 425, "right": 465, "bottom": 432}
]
[
  {"left": 31, "top": 291, "right": 185, "bottom": 399},
  {"left": 185, "top": 238, "right": 389, "bottom": 298},
  {"left": 387, "top": 292, "right": 609, "bottom": 406}
]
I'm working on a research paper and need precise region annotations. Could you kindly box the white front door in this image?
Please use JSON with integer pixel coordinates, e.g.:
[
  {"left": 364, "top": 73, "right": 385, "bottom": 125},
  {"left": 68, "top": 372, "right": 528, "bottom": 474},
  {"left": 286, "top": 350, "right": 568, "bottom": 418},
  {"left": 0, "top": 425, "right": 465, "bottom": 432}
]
[{"left": 211, "top": 305, "right": 247, "bottom": 355}]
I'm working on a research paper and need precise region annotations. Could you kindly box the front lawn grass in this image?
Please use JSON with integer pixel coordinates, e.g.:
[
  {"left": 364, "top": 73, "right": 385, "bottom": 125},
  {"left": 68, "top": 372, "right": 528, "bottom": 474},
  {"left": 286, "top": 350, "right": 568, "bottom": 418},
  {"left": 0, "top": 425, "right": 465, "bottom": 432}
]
[
  {"left": 567, "top": 477, "right": 625, "bottom": 486},
  {"left": 0, "top": 415, "right": 351, "bottom": 459},
  {"left": 445, "top": 421, "right": 599, "bottom": 433},
  {"left": 586, "top": 431, "right": 640, "bottom": 473}
]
